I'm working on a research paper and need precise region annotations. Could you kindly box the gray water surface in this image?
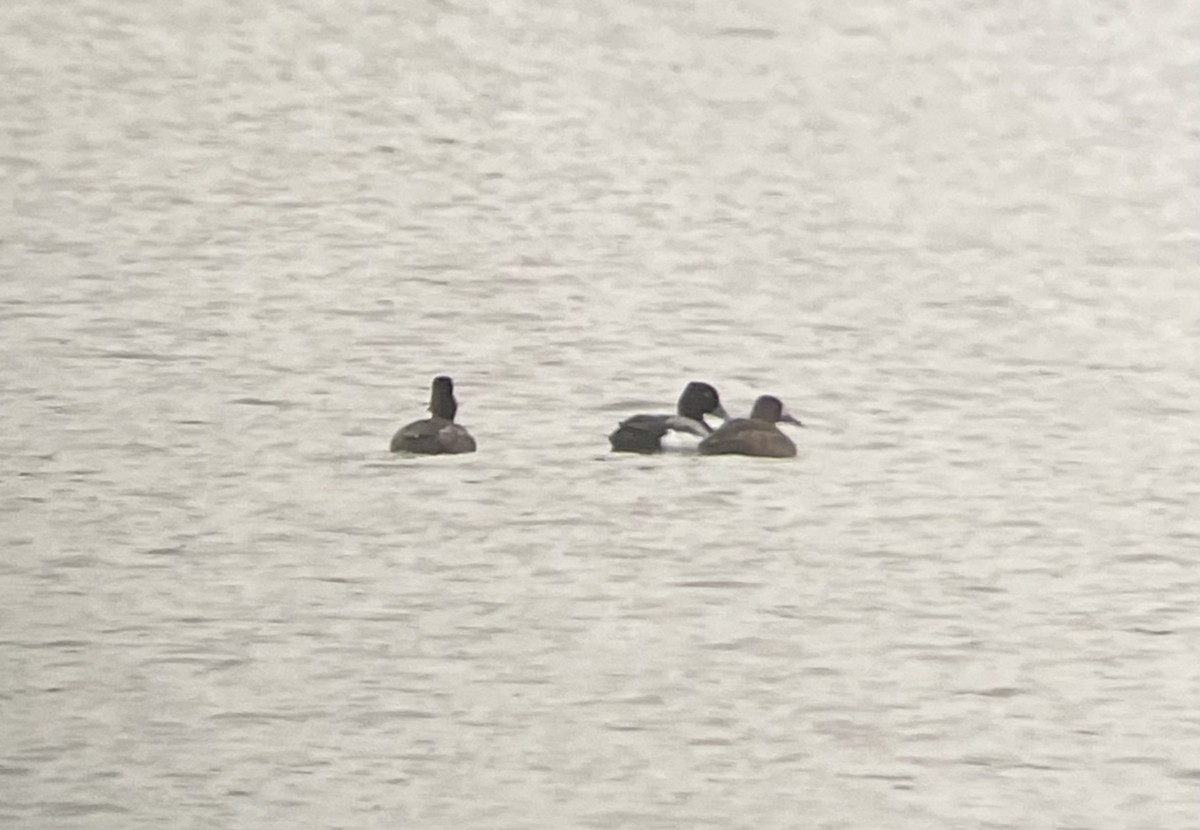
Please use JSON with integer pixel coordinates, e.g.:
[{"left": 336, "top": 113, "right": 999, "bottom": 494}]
[{"left": 3, "top": 1, "right": 1199, "bottom": 828}]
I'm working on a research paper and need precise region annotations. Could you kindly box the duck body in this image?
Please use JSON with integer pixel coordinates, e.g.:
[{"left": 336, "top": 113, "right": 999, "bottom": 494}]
[
  {"left": 609, "top": 381, "right": 729, "bottom": 454},
  {"left": 608, "top": 413, "right": 711, "bottom": 453},
  {"left": 390, "top": 417, "right": 477, "bottom": 454},
  {"left": 390, "top": 376, "right": 477, "bottom": 455},
  {"left": 697, "top": 395, "right": 802, "bottom": 458}
]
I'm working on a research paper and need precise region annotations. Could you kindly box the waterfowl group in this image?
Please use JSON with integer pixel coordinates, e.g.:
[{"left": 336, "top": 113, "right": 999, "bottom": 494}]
[{"left": 390, "top": 377, "right": 803, "bottom": 458}]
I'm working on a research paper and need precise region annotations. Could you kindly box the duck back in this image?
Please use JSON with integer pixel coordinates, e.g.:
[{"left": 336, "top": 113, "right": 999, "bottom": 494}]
[{"left": 391, "top": 417, "right": 476, "bottom": 454}]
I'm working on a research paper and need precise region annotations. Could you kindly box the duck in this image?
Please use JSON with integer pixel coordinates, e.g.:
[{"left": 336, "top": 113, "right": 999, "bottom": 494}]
[
  {"left": 390, "top": 376, "right": 477, "bottom": 454},
  {"left": 609, "top": 381, "right": 730, "bottom": 453},
  {"left": 697, "top": 395, "right": 803, "bottom": 458}
]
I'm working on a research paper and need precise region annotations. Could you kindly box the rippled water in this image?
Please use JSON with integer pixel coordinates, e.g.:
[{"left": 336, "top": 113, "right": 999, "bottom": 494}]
[{"left": 3, "top": 1, "right": 1199, "bottom": 827}]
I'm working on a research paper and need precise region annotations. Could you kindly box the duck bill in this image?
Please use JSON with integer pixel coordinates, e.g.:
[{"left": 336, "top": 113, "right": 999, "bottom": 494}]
[
  {"left": 781, "top": 413, "right": 804, "bottom": 427},
  {"left": 712, "top": 403, "right": 731, "bottom": 421}
]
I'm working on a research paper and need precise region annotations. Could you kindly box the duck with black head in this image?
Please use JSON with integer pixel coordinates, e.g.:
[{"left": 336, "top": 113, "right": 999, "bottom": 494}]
[
  {"left": 608, "top": 381, "right": 730, "bottom": 453},
  {"left": 697, "top": 394, "right": 803, "bottom": 458},
  {"left": 390, "top": 376, "right": 477, "bottom": 454}
]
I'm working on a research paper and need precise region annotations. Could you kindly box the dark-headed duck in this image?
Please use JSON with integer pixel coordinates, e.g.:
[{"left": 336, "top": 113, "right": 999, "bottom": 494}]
[
  {"left": 697, "top": 395, "right": 802, "bottom": 458},
  {"left": 609, "top": 381, "right": 729, "bottom": 453},
  {"left": 390, "top": 376, "right": 477, "bottom": 454}
]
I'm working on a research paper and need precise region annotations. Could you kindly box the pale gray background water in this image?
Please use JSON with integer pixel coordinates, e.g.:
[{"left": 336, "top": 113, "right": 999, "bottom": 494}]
[{"left": 3, "top": 1, "right": 1199, "bottom": 827}]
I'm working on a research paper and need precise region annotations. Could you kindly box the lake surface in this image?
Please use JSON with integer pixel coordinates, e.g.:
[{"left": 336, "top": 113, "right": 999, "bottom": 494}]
[{"left": 3, "top": 1, "right": 1199, "bottom": 827}]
